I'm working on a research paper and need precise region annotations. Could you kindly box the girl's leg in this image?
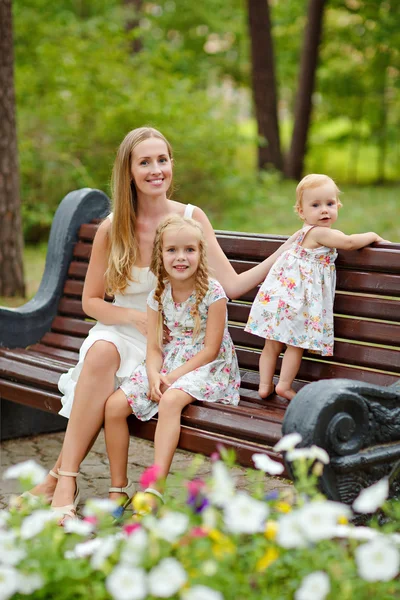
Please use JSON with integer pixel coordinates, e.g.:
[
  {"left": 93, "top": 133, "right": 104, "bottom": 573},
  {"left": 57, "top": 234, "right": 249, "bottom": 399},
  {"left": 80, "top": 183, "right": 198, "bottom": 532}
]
[
  {"left": 51, "top": 341, "right": 120, "bottom": 509},
  {"left": 154, "top": 389, "right": 193, "bottom": 484},
  {"left": 275, "top": 345, "right": 304, "bottom": 401},
  {"left": 258, "top": 340, "right": 284, "bottom": 398},
  {"left": 104, "top": 389, "right": 133, "bottom": 502}
]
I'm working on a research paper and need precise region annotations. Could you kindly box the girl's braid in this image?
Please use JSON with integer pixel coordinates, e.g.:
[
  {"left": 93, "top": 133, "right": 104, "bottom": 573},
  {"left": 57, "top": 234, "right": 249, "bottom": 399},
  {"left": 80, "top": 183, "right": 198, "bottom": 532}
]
[
  {"left": 192, "top": 240, "right": 209, "bottom": 340},
  {"left": 150, "top": 222, "right": 169, "bottom": 347}
]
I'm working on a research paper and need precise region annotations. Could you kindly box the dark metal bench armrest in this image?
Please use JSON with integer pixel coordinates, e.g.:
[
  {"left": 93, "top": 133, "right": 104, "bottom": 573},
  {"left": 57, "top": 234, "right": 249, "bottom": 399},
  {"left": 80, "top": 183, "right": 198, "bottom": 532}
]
[
  {"left": 282, "top": 378, "right": 400, "bottom": 504},
  {"left": 0, "top": 188, "right": 110, "bottom": 349}
]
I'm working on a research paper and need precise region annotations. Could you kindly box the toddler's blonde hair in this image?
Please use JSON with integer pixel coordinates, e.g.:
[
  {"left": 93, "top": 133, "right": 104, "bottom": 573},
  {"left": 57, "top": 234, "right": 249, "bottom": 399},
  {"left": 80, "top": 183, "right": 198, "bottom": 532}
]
[
  {"left": 294, "top": 173, "right": 342, "bottom": 217},
  {"left": 150, "top": 215, "right": 209, "bottom": 347}
]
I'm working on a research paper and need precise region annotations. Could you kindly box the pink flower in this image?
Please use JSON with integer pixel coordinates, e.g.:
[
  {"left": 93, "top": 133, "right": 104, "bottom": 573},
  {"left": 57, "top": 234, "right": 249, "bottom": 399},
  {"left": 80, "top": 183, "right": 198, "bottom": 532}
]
[
  {"left": 210, "top": 452, "right": 220, "bottom": 463},
  {"left": 139, "top": 464, "right": 162, "bottom": 490},
  {"left": 190, "top": 526, "right": 208, "bottom": 538},
  {"left": 186, "top": 479, "right": 206, "bottom": 496},
  {"left": 83, "top": 516, "right": 98, "bottom": 526},
  {"left": 123, "top": 522, "right": 142, "bottom": 536}
]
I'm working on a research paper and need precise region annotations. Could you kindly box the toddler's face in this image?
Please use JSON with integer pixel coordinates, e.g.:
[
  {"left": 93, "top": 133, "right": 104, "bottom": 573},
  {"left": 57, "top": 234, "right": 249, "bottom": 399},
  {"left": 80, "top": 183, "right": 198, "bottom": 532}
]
[{"left": 299, "top": 182, "right": 339, "bottom": 228}]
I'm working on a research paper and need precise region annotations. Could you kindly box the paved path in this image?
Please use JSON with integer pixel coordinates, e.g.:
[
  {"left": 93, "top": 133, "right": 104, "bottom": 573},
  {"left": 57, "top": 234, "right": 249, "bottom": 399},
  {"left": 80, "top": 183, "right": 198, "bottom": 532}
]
[{"left": 0, "top": 432, "right": 292, "bottom": 510}]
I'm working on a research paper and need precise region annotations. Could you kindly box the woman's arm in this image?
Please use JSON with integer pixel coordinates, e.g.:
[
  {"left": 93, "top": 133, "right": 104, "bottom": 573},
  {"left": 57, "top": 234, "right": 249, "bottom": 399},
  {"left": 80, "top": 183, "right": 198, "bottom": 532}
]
[
  {"left": 82, "top": 218, "right": 147, "bottom": 334},
  {"left": 193, "top": 207, "right": 298, "bottom": 299},
  {"left": 310, "top": 227, "right": 385, "bottom": 250},
  {"left": 164, "top": 299, "right": 226, "bottom": 384}
]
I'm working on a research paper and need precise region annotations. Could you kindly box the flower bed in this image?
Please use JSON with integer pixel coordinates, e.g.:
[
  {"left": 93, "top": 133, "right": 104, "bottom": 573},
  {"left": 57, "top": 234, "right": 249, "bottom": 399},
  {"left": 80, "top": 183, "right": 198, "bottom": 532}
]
[{"left": 1, "top": 434, "right": 399, "bottom": 600}]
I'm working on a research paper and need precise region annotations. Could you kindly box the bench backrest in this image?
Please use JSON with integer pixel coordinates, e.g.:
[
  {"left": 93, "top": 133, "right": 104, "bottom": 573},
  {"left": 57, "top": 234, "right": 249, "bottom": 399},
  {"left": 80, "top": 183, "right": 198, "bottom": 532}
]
[{"left": 49, "top": 222, "right": 400, "bottom": 389}]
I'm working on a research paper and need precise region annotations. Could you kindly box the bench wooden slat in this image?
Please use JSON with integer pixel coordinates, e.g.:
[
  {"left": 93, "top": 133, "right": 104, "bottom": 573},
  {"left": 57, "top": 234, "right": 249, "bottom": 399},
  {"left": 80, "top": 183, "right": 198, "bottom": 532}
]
[
  {"left": 41, "top": 332, "right": 82, "bottom": 352},
  {"left": 68, "top": 261, "right": 88, "bottom": 280},
  {"left": 0, "top": 379, "right": 63, "bottom": 413},
  {"left": 29, "top": 344, "right": 79, "bottom": 362},
  {"left": 0, "top": 348, "right": 70, "bottom": 372},
  {"left": 52, "top": 316, "right": 93, "bottom": 337},
  {"left": 227, "top": 302, "right": 400, "bottom": 346},
  {"left": 0, "top": 356, "right": 61, "bottom": 390}
]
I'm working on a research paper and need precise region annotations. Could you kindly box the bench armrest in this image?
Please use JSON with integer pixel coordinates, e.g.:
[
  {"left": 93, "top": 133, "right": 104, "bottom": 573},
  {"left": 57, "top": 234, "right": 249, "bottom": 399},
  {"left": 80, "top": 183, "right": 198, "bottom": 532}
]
[
  {"left": 0, "top": 188, "right": 110, "bottom": 349},
  {"left": 282, "top": 378, "right": 400, "bottom": 504}
]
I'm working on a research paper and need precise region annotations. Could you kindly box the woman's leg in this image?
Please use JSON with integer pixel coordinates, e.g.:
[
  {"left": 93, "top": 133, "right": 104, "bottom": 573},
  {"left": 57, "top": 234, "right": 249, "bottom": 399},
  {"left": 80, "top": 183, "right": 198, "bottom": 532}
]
[
  {"left": 258, "top": 340, "right": 284, "bottom": 398},
  {"left": 104, "top": 389, "right": 133, "bottom": 502},
  {"left": 153, "top": 389, "right": 193, "bottom": 484},
  {"left": 51, "top": 341, "right": 120, "bottom": 509},
  {"left": 276, "top": 345, "right": 304, "bottom": 400}
]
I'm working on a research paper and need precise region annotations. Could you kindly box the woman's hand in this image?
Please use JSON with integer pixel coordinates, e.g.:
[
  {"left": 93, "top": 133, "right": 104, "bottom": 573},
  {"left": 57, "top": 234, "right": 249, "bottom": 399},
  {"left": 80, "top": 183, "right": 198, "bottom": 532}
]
[{"left": 128, "top": 310, "right": 148, "bottom": 336}]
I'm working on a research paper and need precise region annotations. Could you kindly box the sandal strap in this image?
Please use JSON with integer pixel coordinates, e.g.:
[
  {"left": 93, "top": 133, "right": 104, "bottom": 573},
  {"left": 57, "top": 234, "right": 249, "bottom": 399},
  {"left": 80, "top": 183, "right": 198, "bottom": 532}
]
[
  {"left": 144, "top": 487, "right": 165, "bottom": 503},
  {"left": 109, "top": 479, "right": 134, "bottom": 494},
  {"left": 58, "top": 470, "right": 79, "bottom": 478},
  {"left": 49, "top": 469, "right": 59, "bottom": 480}
]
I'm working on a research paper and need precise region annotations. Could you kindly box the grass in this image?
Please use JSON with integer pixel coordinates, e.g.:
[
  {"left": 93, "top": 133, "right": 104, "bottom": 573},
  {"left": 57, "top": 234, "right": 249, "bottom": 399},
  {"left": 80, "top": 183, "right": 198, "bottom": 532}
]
[{"left": 0, "top": 244, "right": 47, "bottom": 308}]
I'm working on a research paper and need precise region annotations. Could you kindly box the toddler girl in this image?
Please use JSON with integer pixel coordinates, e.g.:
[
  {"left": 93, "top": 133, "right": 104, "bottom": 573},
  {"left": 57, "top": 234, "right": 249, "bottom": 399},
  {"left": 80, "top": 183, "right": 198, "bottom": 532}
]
[
  {"left": 245, "top": 173, "right": 385, "bottom": 401},
  {"left": 104, "top": 215, "right": 240, "bottom": 508}
]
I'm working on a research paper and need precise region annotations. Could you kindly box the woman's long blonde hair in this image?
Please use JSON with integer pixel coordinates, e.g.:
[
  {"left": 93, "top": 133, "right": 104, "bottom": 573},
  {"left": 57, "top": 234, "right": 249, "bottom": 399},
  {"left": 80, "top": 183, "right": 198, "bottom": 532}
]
[
  {"left": 150, "top": 216, "right": 209, "bottom": 347},
  {"left": 105, "top": 127, "right": 173, "bottom": 295}
]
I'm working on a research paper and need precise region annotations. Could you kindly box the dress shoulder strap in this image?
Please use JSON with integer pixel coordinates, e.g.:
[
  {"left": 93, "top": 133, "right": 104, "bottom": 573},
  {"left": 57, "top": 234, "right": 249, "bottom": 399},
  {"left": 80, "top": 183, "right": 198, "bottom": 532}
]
[
  {"left": 296, "top": 224, "right": 315, "bottom": 244},
  {"left": 184, "top": 204, "right": 195, "bottom": 218}
]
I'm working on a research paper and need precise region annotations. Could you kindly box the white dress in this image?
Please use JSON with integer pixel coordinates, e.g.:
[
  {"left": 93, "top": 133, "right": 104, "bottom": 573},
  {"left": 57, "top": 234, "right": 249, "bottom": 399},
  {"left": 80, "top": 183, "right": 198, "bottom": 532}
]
[
  {"left": 245, "top": 225, "right": 337, "bottom": 356},
  {"left": 58, "top": 204, "right": 195, "bottom": 418},
  {"left": 120, "top": 279, "right": 241, "bottom": 421}
]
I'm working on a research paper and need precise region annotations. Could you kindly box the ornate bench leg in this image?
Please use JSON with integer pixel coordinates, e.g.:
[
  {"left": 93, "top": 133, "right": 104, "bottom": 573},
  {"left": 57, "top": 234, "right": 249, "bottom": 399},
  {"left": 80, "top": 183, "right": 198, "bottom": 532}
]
[{"left": 282, "top": 378, "right": 400, "bottom": 504}]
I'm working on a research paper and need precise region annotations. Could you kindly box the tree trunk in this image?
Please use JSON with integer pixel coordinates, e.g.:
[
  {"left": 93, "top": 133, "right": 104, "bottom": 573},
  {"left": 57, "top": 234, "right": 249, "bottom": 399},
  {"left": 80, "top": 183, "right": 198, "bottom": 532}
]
[
  {"left": 247, "top": 0, "right": 282, "bottom": 172},
  {"left": 0, "top": 0, "right": 25, "bottom": 297},
  {"left": 124, "top": 0, "right": 143, "bottom": 54},
  {"left": 285, "top": 0, "right": 326, "bottom": 180}
]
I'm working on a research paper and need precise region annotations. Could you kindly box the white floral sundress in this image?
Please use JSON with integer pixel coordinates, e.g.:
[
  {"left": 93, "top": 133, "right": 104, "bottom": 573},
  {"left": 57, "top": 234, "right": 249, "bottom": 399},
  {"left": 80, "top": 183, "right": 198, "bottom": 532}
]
[
  {"left": 245, "top": 225, "right": 337, "bottom": 356},
  {"left": 120, "top": 278, "right": 241, "bottom": 420}
]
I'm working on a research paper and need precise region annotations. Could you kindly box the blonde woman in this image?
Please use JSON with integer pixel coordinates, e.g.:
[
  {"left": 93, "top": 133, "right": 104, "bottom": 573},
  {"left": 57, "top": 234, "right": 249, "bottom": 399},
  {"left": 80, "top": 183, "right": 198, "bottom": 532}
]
[{"left": 21, "top": 126, "right": 296, "bottom": 521}]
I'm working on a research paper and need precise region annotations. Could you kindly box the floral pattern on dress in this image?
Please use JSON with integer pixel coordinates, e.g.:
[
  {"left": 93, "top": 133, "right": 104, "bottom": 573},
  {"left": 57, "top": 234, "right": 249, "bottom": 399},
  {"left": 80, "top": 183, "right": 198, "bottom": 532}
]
[
  {"left": 120, "top": 278, "right": 241, "bottom": 421},
  {"left": 245, "top": 225, "right": 337, "bottom": 356}
]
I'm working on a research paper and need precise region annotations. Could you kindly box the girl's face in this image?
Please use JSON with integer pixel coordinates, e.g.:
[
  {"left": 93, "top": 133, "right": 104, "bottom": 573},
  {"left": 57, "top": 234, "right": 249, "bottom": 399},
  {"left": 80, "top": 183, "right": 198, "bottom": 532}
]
[
  {"left": 299, "top": 182, "right": 339, "bottom": 227},
  {"left": 131, "top": 137, "right": 172, "bottom": 199},
  {"left": 162, "top": 226, "right": 200, "bottom": 285}
]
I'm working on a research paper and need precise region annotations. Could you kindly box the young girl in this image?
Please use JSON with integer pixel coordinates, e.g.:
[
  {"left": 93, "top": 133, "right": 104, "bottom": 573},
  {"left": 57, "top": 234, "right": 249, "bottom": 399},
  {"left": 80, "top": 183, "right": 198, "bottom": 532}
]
[
  {"left": 104, "top": 215, "right": 240, "bottom": 508},
  {"left": 21, "top": 126, "right": 297, "bottom": 522},
  {"left": 245, "top": 173, "right": 386, "bottom": 401}
]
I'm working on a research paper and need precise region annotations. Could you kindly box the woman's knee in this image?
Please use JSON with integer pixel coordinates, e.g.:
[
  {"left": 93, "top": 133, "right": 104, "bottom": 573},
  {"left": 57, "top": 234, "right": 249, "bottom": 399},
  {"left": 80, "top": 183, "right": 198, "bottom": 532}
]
[{"left": 84, "top": 341, "right": 120, "bottom": 373}]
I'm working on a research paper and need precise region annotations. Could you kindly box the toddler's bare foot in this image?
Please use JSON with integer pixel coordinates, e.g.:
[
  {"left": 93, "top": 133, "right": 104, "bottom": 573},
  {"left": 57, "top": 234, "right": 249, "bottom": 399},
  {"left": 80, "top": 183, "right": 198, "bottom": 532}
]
[
  {"left": 258, "top": 383, "right": 275, "bottom": 399},
  {"left": 275, "top": 383, "right": 296, "bottom": 401}
]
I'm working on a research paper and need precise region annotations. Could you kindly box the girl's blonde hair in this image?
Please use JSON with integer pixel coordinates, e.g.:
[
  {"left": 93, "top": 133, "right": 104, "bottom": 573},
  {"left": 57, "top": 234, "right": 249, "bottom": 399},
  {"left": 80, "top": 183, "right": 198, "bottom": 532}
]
[
  {"left": 150, "top": 215, "right": 209, "bottom": 347},
  {"left": 294, "top": 173, "right": 342, "bottom": 216},
  {"left": 106, "top": 127, "right": 173, "bottom": 295}
]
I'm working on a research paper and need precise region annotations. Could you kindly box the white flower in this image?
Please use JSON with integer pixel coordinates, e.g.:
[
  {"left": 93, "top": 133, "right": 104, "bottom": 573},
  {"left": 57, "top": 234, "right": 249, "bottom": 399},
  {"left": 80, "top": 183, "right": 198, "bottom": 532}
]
[
  {"left": 148, "top": 558, "right": 187, "bottom": 597},
  {"left": 0, "top": 566, "right": 19, "bottom": 600},
  {"left": 63, "top": 518, "right": 95, "bottom": 536},
  {"left": 145, "top": 512, "right": 189, "bottom": 543},
  {"left": 201, "top": 560, "right": 218, "bottom": 576},
  {"left": 356, "top": 538, "right": 400, "bottom": 582},
  {"left": 120, "top": 529, "right": 148, "bottom": 566},
  {"left": 65, "top": 538, "right": 103, "bottom": 559},
  {"left": 83, "top": 498, "right": 119, "bottom": 516},
  {"left": 209, "top": 462, "right": 235, "bottom": 507},
  {"left": 18, "top": 572, "right": 44, "bottom": 595},
  {"left": 298, "top": 501, "right": 352, "bottom": 542},
  {"left": 295, "top": 571, "right": 330, "bottom": 600},
  {"left": 252, "top": 453, "right": 284, "bottom": 475},
  {"left": 223, "top": 492, "right": 269, "bottom": 534},
  {"left": 285, "top": 445, "right": 329, "bottom": 463},
  {"left": 276, "top": 512, "right": 307, "bottom": 549},
  {"left": 106, "top": 565, "right": 147, "bottom": 600},
  {"left": 91, "top": 535, "right": 118, "bottom": 570},
  {"left": 201, "top": 507, "right": 218, "bottom": 530},
  {"left": 0, "top": 511, "right": 10, "bottom": 529},
  {"left": 353, "top": 478, "right": 389, "bottom": 514},
  {"left": 3, "top": 460, "right": 47, "bottom": 486},
  {"left": 183, "top": 585, "right": 224, "bottom": 600},
  {"left": 20, "top": 510, "right": 58, "bottom": 539},
  {"left": 333, "top": 525, "right": 381, "bottom": 541},
  {"left": 0, "top": 531, "right": 26, "bottom": 565},
  {"left": 273, "top": 433, "right": 302, "bottom": 453}
]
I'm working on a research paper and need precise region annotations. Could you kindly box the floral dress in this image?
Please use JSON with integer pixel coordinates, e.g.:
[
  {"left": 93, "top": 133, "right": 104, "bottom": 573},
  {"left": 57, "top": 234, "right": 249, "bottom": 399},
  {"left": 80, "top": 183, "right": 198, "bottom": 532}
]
[
  {"left": 245, "top": 225, "right": 337, "bottom": 356},
  {"left": 120, "top": 278, "right": 241, "bottom": 420}
]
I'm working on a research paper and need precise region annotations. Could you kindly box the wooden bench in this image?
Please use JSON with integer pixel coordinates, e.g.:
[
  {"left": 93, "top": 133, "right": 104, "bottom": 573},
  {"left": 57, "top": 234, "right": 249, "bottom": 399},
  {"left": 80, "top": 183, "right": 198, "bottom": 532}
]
[{"left": 1, "top": 188, "right": 399, "bottom": 502}]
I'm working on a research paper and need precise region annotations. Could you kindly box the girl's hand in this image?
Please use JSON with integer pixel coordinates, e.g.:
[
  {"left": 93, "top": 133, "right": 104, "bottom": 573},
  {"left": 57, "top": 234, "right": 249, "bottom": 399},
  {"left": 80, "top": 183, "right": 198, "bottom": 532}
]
[
  {"left": 159, "top": 373, "right": 173, "bottom": 394},
  {"left": 129, "top": 310, "right": 147, "bottom": 336},
  {"left": 149, "top": 375, "right": 162, "bottom": 403}
]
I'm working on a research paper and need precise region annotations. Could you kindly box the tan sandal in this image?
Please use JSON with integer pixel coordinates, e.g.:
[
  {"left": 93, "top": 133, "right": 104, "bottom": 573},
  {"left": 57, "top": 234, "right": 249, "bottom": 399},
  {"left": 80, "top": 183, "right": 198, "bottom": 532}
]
[
  {"left": 109, "top": 479, "right": 135, "bottom": 519},
  {"left": 12, "top": 469, "right": 59, "bottom": 509},
  {"left": 52, "top": 470, "right": 80, "bottom": 525}
]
